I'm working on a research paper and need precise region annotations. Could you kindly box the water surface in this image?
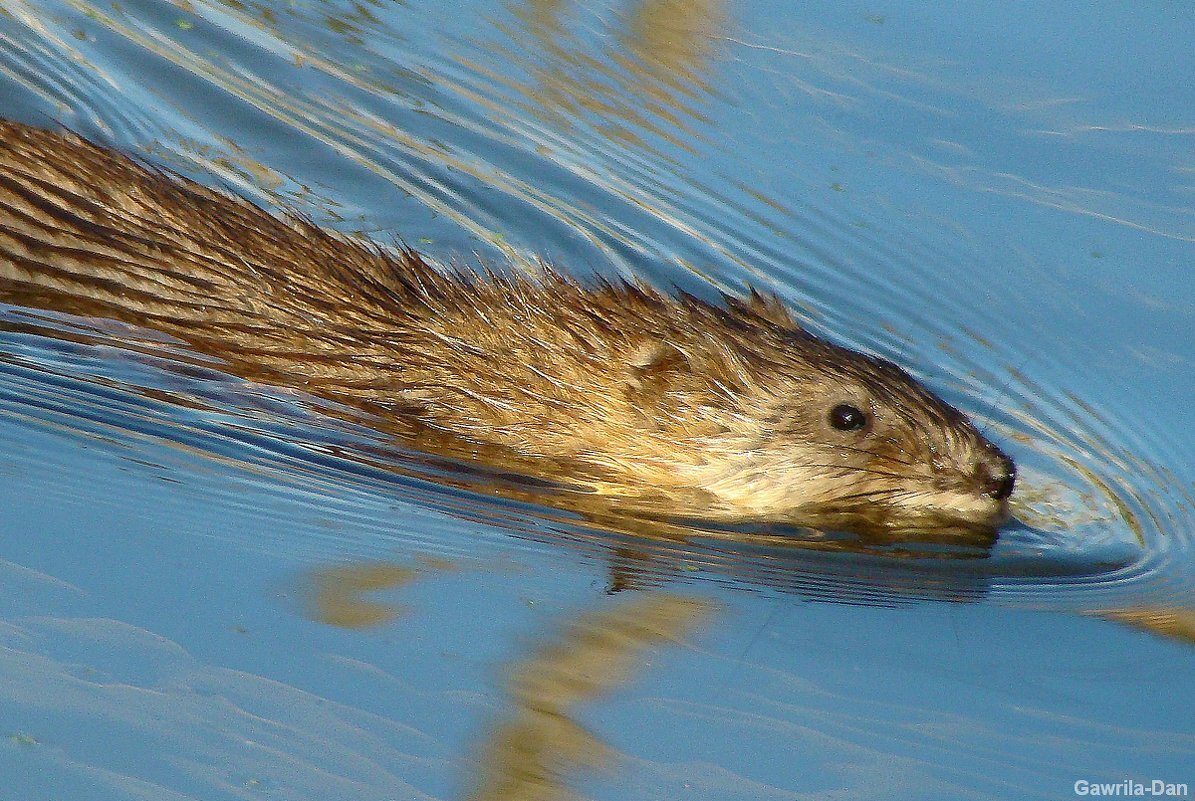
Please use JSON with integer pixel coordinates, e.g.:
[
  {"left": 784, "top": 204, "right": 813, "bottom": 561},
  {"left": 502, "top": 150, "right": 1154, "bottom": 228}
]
[{"left": 0, "top": 1, "right": 1193, "bottom": 799}]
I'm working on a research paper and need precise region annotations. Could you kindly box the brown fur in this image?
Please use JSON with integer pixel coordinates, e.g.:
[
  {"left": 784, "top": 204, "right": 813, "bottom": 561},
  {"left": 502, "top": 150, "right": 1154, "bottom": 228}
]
[{"left": 0, "top": 120, "right": 1014, "bottom": 533}]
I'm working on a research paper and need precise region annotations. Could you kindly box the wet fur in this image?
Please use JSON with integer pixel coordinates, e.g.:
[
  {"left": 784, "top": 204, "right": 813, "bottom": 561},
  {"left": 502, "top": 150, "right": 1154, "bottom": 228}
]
[{"left": 0, "top": 120, "right": 1013, "bottom": 533}]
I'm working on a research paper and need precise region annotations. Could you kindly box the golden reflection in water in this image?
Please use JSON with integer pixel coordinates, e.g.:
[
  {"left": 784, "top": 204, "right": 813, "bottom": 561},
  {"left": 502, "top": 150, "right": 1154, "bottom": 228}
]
[
  {"left": 467, "top": 592, "right": 715, "bottom": 801},
  {"left": 622, "top": 0, "right": 727, "bottom": 86},
  {"left": 463, "top": 0, "right": 727, "bottom": 155},
  {"left": 1094, "top": 607, "right": 1195, "bottom": 647},
  {"left": 302, "top": 559, "right": 451, "bottom": 629}
]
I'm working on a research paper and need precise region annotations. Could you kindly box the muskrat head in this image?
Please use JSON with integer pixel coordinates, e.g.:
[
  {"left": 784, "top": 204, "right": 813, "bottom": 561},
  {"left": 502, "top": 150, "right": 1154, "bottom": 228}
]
[
  {"left": 744, "top": 350, "right": 1016, "bottom": 533},
  {"left": 624, "top": 306, "right": 1016, "bottom": 535}
]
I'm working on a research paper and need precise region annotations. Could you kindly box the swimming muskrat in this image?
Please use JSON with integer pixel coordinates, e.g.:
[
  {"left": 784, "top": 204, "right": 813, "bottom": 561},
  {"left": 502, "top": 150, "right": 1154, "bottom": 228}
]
[{"left": 0, "top": 120, "right": 1015, "bottom": 535}]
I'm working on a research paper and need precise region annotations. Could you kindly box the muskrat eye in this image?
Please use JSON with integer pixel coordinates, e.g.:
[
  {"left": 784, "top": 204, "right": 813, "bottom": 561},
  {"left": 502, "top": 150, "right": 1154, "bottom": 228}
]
[{"left": 829, "top": 403, "right": 868, "bottom": 432}]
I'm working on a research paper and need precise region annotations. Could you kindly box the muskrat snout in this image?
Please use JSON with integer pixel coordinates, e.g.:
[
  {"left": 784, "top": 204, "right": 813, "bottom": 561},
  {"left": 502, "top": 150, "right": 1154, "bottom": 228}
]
[{"left": 977, "top": 446, "right": 1016, "bottom": 501}]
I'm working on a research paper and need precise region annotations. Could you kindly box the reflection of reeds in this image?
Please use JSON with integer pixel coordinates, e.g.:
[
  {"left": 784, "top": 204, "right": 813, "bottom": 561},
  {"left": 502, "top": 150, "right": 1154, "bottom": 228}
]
[
  {"left": 467, "top": 592, "right": 715, "bottom": 801},
  {"left": 304, "top": 563, "right": 419, "bottom": 629},
  {"left": 1094, "top": 607, "right": 1195, "bottom": 646},
  {"left": 623, "top": 0, "right": 727, "bottom": 86},
  {"left": 466, "top": 0, "right": 725, "bottom": 156}
]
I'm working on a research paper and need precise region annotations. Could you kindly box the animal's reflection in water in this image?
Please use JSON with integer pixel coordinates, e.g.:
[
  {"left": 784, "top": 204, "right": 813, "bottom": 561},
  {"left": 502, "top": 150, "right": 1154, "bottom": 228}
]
[
  {"left": 298, "top": 543, "right": 1192, "bottom": 801},
  {"left": 303, "top": 562, "right": 713, "bottom": 801}
]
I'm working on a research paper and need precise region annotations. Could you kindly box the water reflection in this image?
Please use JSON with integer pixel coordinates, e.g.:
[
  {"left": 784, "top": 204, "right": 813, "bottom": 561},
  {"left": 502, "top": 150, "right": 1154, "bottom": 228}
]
[
  {"left": 299, "top": 559, "right": 715, "bottom": 798},
  {"left": 466, "top": 591, "right": 714, "bottom": 801},
  {"left": 296, "top": 554, "right": 1195, "bottom": 800},
  {"left": 463, "top": 0, "right": 726, "bottom": 155},
  {"left": 303, "top": 562, "right": 419, "bottom": 628},
  {"left": 302, "top": 556, "right": 458, "bottom": 628},
  {"left": 1094, "top": 608, "right": 1195, "bottom": 647}
]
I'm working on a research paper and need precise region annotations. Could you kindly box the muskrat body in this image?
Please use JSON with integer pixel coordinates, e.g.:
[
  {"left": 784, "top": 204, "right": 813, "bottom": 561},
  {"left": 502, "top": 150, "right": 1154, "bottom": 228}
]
[{"left": 0, "top": 120, "right": 1014, "bottom": 534}]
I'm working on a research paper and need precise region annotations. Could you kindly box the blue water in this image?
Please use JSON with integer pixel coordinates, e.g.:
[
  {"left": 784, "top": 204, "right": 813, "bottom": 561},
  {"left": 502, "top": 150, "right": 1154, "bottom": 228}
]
[{"left": 0, "top": 1, "right": 1192, "bottom": 799}]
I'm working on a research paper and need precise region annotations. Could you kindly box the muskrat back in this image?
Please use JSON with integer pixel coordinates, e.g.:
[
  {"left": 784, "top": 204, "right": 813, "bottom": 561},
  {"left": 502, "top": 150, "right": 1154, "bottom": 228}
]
[{"left": 0, "top": 120, "right": 1015, "bottom": 534}]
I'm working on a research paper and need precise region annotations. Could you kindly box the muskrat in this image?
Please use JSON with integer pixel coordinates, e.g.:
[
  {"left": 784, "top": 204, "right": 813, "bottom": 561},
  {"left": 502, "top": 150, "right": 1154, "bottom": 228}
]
[{"left": 0, "top": 120, "right": 1015, "bottom": 535}]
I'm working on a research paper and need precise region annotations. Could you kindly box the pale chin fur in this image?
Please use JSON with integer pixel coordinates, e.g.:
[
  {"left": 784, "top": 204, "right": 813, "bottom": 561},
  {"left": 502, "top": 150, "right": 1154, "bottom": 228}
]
[
  {"left": 882, "top": 488, "right": 1010, "bottom": 529},
  {"left": 679, "top": 457, "right": 1007, "bottom": 531}
]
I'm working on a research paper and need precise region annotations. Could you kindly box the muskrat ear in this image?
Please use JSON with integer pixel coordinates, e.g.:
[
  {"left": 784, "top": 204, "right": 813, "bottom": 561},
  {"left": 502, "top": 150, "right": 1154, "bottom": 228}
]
[
  {"left": 729, "top": 288, "right": 802, "bottom": 331},
  {"left": 626, "top": 340, "right": 692, "bottom": 408},
  {"left": 628, "top": 340, "right": 691, "bottom": 377}
]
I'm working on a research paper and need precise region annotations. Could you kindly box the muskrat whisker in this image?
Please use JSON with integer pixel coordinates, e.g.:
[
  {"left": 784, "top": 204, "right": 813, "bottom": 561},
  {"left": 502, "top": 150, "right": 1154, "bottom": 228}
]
[
  {"left": 829, "top": 443, "right": 918, "bottom": 470},
  {"left": 836, "top": 483, "right": 908, "bottom": 498},
  {"left": 799, "top": 463, "right": 913, "bottom": 482}
]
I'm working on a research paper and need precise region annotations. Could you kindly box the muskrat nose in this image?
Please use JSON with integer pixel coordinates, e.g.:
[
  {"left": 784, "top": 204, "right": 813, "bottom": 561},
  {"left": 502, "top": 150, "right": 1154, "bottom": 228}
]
[{"left": 978, "top": 449, "right": 1017, "bottom": 501}]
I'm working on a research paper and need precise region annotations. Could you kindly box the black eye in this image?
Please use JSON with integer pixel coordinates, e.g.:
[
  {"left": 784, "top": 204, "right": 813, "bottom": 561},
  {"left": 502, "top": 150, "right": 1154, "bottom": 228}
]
[{"left": 829, "top": 403, "right": 868, "bottom": 432}]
